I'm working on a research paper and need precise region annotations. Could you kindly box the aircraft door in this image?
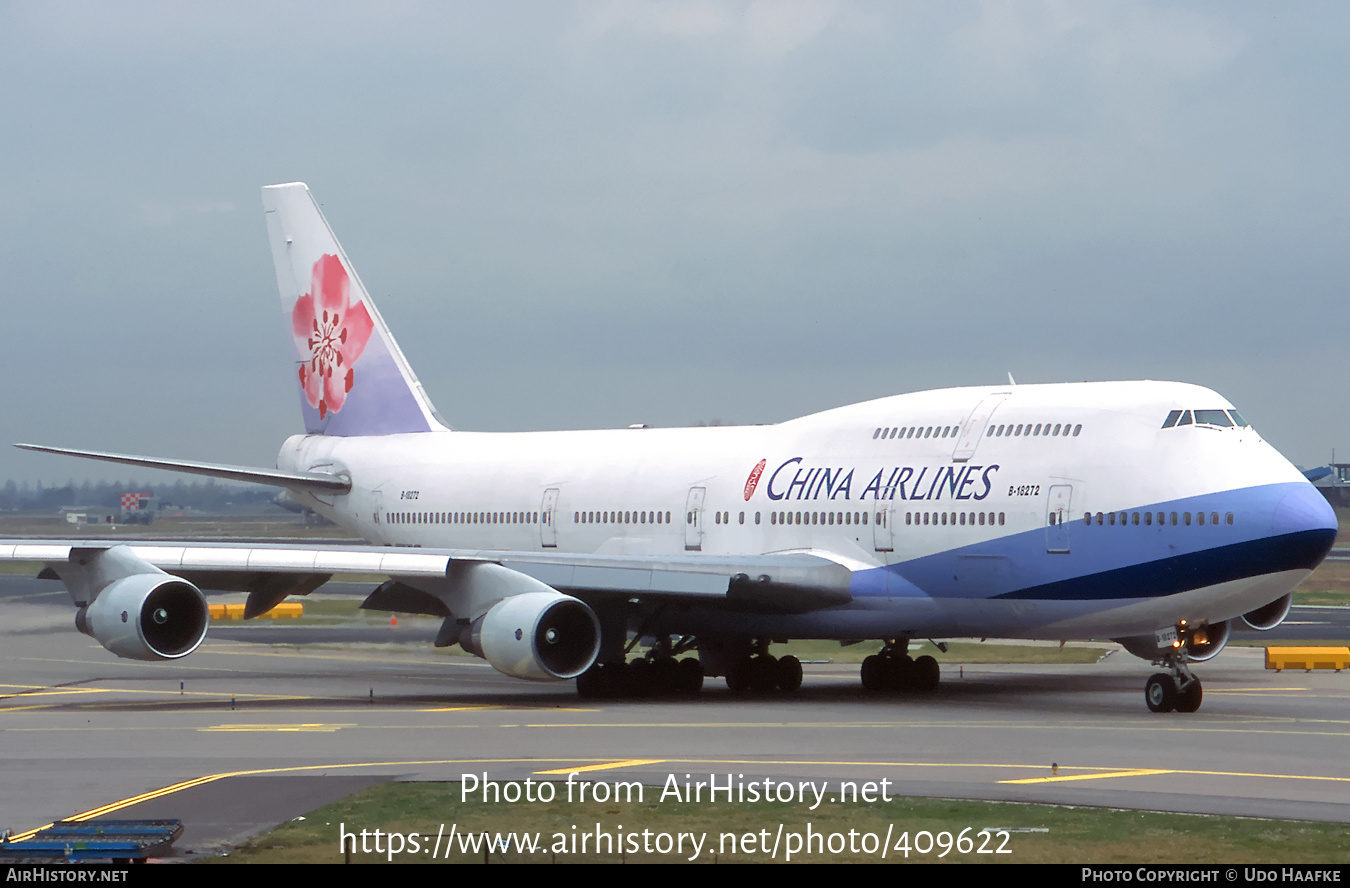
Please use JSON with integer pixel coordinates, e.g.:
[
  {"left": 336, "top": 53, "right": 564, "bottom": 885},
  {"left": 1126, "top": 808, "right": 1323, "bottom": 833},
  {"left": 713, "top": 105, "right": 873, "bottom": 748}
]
[
  {"left": 872, "top": 504, "right": 894, "bottom": 552},
  {"left": 540, "top": 488, "right": 559, "bottom": 548},
  {"left": 685, "top": 487, "right": 706, "bottom": 551},
  {"left": 369, "top": 488, "right": 387, "bottom": 544},
  {"left": 951, "top": 394, "right": 1008, "bottom": 462},
  {"left": 1046, "top": 484, "right": 1072, "bottom": 553}
]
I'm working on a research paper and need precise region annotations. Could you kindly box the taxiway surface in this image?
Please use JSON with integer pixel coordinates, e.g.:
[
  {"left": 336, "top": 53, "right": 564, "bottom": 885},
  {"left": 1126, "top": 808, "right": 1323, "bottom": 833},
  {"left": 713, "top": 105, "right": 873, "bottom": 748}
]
[{"left": 3, "top": 575, "right": 1348, "bottom": 857}]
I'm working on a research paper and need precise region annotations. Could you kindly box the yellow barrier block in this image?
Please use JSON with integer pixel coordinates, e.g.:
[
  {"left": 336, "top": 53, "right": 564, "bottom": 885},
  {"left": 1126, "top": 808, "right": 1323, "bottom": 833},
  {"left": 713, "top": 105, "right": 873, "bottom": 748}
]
[
  {"left": 1265, "top": 646, "right": 1350, "bottom": 671},
  {"left": 207, "top": 602, "right": 304, "bottom": 620}
]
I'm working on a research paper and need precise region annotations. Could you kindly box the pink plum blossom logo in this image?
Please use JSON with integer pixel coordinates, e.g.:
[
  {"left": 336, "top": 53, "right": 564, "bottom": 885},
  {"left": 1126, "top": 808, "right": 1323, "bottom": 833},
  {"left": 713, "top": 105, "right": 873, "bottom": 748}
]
[{"left": 291, "top": 254, "right": 374, "bottom": 418}]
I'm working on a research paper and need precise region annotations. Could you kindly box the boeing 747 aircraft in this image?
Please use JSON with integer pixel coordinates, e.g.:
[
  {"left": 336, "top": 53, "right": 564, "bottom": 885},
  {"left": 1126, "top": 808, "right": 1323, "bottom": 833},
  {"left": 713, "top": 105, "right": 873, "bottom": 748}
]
[{"left": 4, "top": 183, "right": 1336, "bottom": 713}]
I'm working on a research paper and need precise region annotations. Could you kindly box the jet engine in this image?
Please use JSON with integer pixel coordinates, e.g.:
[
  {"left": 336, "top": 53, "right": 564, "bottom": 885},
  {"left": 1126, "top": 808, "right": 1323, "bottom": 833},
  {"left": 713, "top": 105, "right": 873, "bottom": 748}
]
[
  {"left": 459, "top": 592, "right": 601, "bottom": 681},
  {"left": 1241, "top": 593, "right": 1292, "bottom": 631},
  {"left": 1115, "top": 619, "right": 1230, "bottom": 663},
  {"left": 75, "top": 573, "right": 209, "bottom": 661}
]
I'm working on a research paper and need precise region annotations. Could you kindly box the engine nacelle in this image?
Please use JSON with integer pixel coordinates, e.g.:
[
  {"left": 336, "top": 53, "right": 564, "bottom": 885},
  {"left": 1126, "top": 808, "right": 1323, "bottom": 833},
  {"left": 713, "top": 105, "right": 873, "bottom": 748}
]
[
  {"left": 1114, "top": 620, "right": 1230, "bottom": 663},
  {"left": 76, "top": 574, "right": 209, "bottom": 661},
  {"left": 1241, "top": 593, "right": 1292, "bottom": 631},
  {"left": 1183, "top": 619, "right": 1230, "bottom": 661},
  {"left": 460, "top": 592, "right": 601, "bottom": 681}
]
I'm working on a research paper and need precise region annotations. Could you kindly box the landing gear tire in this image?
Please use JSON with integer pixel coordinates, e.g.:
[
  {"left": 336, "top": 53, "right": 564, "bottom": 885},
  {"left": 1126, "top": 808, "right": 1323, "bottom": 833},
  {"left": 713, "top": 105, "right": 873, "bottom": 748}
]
[
  {"left": 726, "top": 658, "right": 751, "bottom": 693},
  {"left": 861, "top": 655, "right": 884, "bottom": 691},
  {"left": 576, "top": 664, "right": 605, "bottom": 699},
  {"left": 1175, "top": 678, "right": 1202, "bottom": 713},
  {"left": 677, "top": 657, "right": 704, "bottom": 695},
  {"left": 577, "top": 662, "right": 622, "bottom": 699},
  {"left": 777, "top": 655, "right": 803, "bottom": 692},
  {"left": 749, "top": 654, "right": 780, "bottom": 692},
  {"left": 912, "top": 655, "right": 940, "bottom": 693},
  {"left": 884, "top": 655, "right": 915, "bottom": 691},
  {"left": 651, "top": 657, "right": 680, "bottom": 696},
  {"left": 1145, "top": 673, "right": 1176, "bottom": 713}
]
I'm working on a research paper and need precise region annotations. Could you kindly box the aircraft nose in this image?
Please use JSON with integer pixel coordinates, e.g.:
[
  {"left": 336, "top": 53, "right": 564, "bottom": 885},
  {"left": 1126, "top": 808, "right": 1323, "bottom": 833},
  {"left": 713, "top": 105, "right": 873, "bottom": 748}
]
[{"left": 1272, "top": 483, "right": 1338, "bottom": 538}]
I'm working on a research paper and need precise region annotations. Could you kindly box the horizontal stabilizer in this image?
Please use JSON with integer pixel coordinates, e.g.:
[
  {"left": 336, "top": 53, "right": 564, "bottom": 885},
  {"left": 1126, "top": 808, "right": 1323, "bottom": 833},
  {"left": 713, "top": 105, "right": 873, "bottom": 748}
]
[{"left": 13, "top": 444, "right": 351, "bottom": 494}]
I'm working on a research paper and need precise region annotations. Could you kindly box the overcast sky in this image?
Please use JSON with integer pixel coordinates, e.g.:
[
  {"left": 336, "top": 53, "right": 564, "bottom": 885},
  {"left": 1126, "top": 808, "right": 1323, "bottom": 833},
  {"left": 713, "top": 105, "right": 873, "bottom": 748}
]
[{"left": 2, "top": 1, "right": 1347, "bottom": 485}]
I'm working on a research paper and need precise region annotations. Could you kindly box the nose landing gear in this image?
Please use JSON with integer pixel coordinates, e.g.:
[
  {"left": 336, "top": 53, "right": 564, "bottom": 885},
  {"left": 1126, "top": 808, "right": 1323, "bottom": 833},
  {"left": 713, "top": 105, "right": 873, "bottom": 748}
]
[{"left": 1144, "top": 622, "right": 1204, "bottom": 713}]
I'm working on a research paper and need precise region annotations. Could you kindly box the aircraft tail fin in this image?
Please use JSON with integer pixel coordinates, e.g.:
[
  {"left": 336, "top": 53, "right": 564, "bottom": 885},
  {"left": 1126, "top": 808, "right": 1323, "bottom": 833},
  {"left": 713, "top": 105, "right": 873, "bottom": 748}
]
[{"left": 262, "top": 183, "right": 448, "bottom": 436}]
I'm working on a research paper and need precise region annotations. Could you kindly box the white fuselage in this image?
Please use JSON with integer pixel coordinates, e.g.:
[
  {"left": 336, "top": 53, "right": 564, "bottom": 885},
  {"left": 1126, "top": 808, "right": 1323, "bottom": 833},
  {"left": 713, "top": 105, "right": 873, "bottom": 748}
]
[{"left": 278, "top": 379, "right": 1334, "bottom": 642}]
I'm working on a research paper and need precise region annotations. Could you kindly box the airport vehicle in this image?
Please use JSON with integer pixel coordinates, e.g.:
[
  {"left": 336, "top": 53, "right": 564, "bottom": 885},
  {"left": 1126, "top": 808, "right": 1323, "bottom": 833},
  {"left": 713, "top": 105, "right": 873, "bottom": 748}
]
[{"left": 4, "top": 183, "right": 1336, "bottom": 712}]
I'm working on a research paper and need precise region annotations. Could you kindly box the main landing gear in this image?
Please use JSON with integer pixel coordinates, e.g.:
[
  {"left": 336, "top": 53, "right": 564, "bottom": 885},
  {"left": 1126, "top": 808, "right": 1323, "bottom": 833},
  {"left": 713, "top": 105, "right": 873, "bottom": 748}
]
[
  {"left": 725, "top": 651, "right": 803, "bottom": 694},
  {"left": 861, "top": 640, "right": 940, "bottom": 694},
  {"left": 576, "top": 656, "right": 704, "bottom": 699}
]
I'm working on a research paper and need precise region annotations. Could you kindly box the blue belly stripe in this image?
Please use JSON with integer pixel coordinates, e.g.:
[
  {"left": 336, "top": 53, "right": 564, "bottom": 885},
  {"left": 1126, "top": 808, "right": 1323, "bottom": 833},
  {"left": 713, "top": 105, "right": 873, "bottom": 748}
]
[
  {"left": 992, "top": 527, "right": 1333, "bottom": 601},
  {"left": 849, "top": 481, "right": 1336, "bottom": 602}
]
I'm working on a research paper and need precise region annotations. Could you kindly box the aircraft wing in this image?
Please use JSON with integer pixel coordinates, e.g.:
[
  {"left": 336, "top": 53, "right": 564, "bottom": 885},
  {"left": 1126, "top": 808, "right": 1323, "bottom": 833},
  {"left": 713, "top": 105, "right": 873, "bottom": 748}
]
[
  {"left": 12, "top": 444, "right": 351, "bottom": 494},
  {"left": 0, "top": 539, "right": 855, "bottom": 616}
]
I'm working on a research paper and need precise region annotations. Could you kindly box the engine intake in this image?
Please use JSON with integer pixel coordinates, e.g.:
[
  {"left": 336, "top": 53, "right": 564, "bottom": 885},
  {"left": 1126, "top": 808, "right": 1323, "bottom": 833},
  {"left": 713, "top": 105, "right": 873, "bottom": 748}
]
[
  {"left": 1115, "top": 619, "right": 1229, "bottom": 663},
  {"left": 1241, "top": 593, "right": 1292, "bottom": 631},
  {"left": 461, "top": 592, "right": 601, "bottom": 681},
  {"left": 76, "top": 574, "right": 209, "bottom": 660}
]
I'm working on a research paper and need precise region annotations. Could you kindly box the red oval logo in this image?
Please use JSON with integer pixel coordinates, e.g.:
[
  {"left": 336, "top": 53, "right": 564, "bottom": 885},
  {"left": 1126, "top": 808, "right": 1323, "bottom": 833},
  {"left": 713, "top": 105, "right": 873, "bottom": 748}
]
[{"left": 743, "top": 459, "right": 767, "bottom": 501}]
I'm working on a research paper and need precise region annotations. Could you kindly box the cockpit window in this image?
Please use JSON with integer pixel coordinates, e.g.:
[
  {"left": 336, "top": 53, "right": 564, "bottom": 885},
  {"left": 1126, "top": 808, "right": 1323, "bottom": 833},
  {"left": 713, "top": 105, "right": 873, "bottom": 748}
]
[
  {"left": 1164, "top": 407, "right": 1251, "bottom": 431},
  {"left": 1194, "top": 410, "right": 1234, "bottom": 427}
]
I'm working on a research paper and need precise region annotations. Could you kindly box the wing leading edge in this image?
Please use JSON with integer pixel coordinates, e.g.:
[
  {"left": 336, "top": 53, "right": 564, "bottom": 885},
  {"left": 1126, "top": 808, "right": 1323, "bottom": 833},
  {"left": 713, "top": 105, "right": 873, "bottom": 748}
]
[{"left": 1, "top": 540, "right": 854, "bottom": 611}]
